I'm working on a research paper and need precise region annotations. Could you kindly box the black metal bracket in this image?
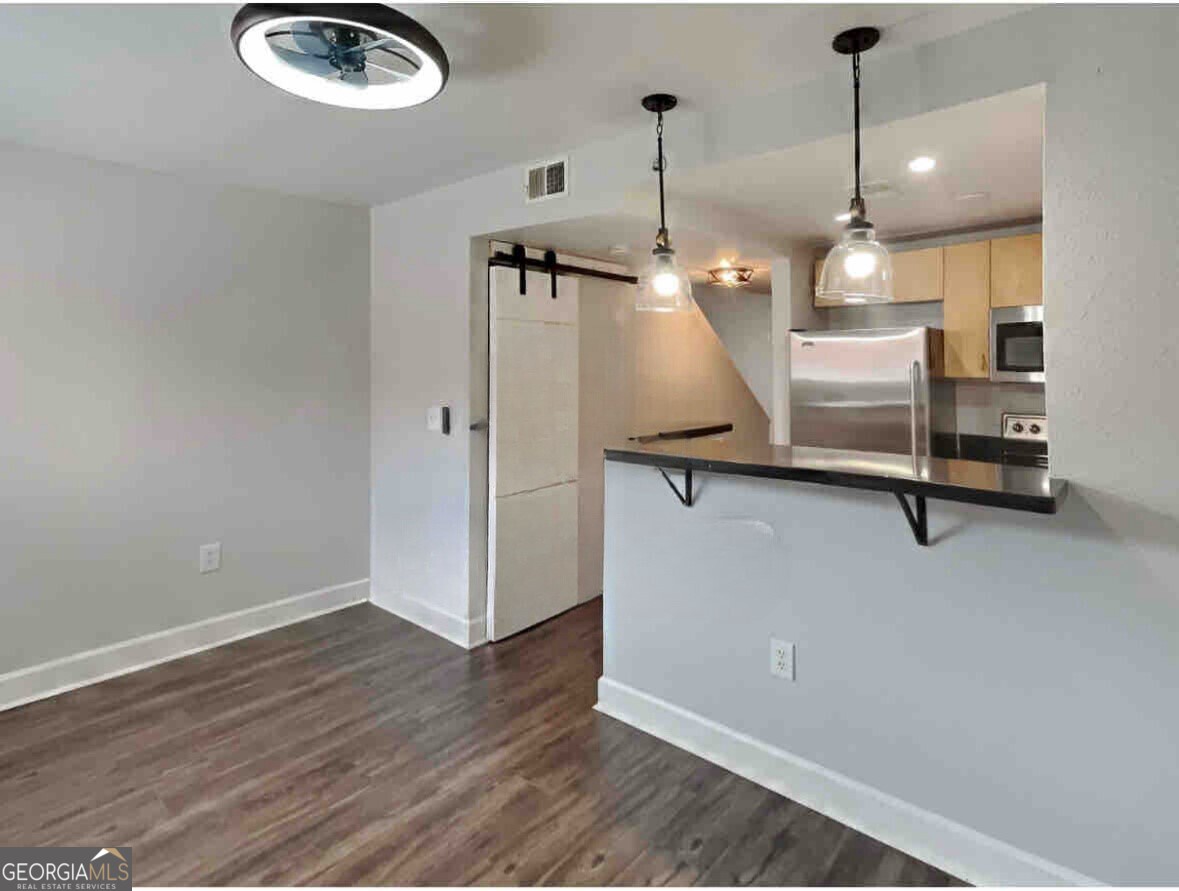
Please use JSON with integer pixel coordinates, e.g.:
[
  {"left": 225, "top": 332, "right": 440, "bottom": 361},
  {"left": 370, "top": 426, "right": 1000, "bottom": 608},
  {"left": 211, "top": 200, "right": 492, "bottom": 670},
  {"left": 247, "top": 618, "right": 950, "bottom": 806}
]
[
  {"left": 894, "top": 492, "right": 928, "bottom": 546},
  {"left": 511, "top": 244, "right": 527, "bottom": 295},
  {"left": 658, "top": 466, "right": 693, "bottom": 507},
  {"left": 543, "top": 249, "right": 558, "bottom": 299}
]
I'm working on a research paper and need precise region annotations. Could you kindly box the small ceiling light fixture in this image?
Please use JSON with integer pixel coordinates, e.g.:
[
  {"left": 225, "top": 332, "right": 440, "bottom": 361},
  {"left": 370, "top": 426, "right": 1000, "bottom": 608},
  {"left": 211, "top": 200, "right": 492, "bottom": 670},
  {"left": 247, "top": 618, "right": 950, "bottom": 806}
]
[
  {"left": 636, "top": 93, "right": 692, "bottom": 312},
  {"left": 817, "top": 27, "right": 894, "bottom": 305},
  {"left": 908, "top": 155, "right": 937, "bottom": 173},
  {"left": 231, "top": 3, "right": 449, "bottom": 110},
  {"left": 708, "top": 259, "right": 755, "bottom": 288}
]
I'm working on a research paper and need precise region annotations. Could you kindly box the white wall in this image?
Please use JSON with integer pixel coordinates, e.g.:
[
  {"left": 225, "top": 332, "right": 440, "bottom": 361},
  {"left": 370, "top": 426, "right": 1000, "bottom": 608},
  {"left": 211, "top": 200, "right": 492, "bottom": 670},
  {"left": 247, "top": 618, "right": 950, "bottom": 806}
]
[{"left": 0, "top": 143, "right": 371, "bottom": 675}]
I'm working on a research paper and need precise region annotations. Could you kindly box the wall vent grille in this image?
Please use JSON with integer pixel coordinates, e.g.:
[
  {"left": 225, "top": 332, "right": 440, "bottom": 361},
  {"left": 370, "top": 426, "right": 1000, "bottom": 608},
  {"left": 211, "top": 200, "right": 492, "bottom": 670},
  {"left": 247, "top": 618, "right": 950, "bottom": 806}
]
[{"left": 526, "top": 157, "right": 569, "bottom": 203}]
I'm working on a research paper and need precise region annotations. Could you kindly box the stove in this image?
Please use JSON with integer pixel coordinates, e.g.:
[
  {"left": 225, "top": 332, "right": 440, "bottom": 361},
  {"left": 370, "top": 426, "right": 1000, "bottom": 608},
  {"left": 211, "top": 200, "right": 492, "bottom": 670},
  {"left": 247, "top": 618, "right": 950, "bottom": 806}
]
[{"left": 1001, "top": 413, "right": 1049, "bottom": 468}]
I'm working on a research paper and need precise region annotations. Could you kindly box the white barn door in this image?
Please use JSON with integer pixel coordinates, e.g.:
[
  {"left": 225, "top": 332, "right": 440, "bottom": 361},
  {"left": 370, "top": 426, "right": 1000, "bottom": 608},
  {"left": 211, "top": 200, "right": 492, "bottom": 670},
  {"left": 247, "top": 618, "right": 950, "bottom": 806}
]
[{"left": 487, "top": 266, "right": 579, "bottom": 640}]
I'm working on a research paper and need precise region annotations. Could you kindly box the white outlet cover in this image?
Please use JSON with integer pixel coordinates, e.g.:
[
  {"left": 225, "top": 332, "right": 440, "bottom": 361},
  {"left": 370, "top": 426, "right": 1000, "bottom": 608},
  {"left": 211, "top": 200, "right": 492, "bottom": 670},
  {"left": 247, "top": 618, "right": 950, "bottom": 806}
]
[
  {"left": 770, "top": 638, "right": 795, "bottom": 680},
  {"left": 199, "top": 542, "right": 221, "bottom": 574}
]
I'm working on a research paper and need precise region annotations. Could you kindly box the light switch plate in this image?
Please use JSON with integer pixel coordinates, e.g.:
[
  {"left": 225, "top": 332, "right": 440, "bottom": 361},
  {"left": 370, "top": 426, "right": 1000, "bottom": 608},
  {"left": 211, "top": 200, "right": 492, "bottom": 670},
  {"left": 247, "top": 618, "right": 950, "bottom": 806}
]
[
  {"left": 199, "top": 542, "right": 221, "bottom": 574},
  {"left": 427, "top": 405, "right": 451, "bottom": 435}
]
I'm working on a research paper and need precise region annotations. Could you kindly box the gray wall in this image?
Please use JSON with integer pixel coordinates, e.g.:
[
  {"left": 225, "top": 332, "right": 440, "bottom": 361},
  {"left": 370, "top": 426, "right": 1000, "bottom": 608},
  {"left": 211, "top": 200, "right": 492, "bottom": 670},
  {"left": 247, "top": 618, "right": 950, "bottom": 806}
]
[
  {"left": 0, "top": 143, "right": 371, "bottom": 674},
  {"left": 693, "top": 284, "right": 772, "bottom": 413},
  {"left": 602, "top": 462, "right": 1179, "bottom": 884}
]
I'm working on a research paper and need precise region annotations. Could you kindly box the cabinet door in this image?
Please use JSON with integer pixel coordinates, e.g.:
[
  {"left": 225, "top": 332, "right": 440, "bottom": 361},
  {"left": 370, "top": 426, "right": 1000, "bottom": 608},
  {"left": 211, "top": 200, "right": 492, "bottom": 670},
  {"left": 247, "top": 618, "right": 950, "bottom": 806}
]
[
  {"left": 891, "top": 247, "right": 944, "bottom": 303},
  {"left": 990, "top": 233, "right": 1042, "bottom": 306},
  {"left": 943, "top": 240, "right": 991, "bottom": 378}
]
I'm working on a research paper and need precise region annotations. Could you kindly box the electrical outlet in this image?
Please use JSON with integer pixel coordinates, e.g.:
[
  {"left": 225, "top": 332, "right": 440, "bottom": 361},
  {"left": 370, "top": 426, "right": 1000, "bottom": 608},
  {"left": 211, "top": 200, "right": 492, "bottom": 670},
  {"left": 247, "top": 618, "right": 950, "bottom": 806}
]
[
  {"left": 770, "top": 638, "right": 795, "bottom": 680},
  {"left": 199, "top": 542, "right": 221, "bottom": 574}
]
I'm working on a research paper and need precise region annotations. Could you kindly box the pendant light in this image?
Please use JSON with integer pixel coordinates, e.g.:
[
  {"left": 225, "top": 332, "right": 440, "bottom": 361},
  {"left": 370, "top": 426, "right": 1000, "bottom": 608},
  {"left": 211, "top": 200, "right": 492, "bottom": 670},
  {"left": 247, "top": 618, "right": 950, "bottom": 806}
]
[
  {"left": 817, "top": 27, "right": 893, "bottom": 304},
  {"left": 636, "top": 93, "right": 692, "bottom": 312},
  {"left": 231, "top": 3, "right": 448, "bottom": 110}
]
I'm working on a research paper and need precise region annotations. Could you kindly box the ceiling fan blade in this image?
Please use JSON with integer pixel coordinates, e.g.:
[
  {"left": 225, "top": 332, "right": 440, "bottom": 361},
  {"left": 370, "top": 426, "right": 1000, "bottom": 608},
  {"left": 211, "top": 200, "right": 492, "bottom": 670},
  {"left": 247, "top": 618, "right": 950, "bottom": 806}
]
[
  {"left": 340, "top": 69, "right": 369, "bottom": 87},
  {"left": 364, "top": 61, "right": 411, "bottom": 81},
  {"left": 290, "top": 26, "right": 332, "bottom": 56},
  {"left": 372, "top": 45, "right": 421, "bottom": 71},
  {"left": 271, "top": 45, "right": 338, "bottom": 77},
  {"left": 341, "top": 36, "right": 399, "bottom": 54}
]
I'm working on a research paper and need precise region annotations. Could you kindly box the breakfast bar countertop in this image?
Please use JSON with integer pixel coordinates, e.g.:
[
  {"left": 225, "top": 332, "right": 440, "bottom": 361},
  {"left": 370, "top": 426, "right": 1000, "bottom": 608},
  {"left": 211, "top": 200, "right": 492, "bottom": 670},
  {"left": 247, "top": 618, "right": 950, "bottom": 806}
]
[{"left": 604, "top": 437, "right": 1068, "bottom": 515}]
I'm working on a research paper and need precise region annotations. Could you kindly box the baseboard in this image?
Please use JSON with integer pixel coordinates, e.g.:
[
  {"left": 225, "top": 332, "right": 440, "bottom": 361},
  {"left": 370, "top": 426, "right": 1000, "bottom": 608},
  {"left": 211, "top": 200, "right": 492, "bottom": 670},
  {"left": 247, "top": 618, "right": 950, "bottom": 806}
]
[
  {"left": 370, "top": 586, "right": 486, "bottom": 650},
  {"left": 595, "top": 677, "right": 1100, "bottom": 887},
  {"left": 0, "top": 579, "right": 369, "bottom": 713}
]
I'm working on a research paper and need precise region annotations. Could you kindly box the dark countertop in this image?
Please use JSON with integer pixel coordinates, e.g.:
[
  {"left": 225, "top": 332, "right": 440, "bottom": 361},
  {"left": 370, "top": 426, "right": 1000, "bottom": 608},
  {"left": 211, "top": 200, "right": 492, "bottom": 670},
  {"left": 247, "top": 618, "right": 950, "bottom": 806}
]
[
  {"left": 604, "top": 438, "right": 1067, "bottom": 515},
  {"left": 628, "top": 421, "right": 734, "bottom": 444}
]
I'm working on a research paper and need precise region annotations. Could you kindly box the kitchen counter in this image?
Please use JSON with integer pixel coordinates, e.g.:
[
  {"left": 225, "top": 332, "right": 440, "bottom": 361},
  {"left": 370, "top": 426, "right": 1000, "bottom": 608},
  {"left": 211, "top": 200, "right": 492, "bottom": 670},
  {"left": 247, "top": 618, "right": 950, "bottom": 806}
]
[{"left": 604, "top": 437, "right": 1067, "bottom": 515}]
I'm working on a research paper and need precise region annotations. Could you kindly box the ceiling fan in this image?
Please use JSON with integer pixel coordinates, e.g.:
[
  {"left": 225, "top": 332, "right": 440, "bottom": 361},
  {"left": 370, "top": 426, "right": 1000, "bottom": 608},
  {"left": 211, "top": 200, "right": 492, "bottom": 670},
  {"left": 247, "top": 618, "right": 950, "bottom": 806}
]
[{"left": 231, "top": 4, "right": 448, "bottom": 109}]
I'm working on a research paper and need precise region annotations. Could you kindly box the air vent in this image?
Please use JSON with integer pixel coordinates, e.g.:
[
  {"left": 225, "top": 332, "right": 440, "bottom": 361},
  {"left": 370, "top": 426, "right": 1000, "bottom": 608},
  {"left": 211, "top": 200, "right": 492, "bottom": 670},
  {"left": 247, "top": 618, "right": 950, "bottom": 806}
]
[{"left": 525, "top": 156, "right": 569, "bottom": 203}]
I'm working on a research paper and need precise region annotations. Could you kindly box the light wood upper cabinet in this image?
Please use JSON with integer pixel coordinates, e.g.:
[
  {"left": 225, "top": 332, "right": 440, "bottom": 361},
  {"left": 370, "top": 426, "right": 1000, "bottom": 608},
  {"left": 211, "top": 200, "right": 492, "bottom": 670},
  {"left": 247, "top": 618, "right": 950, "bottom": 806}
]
[
  {"left": 943, "top": 240, "right": 991, "bottom": 378},
  {"left": 812, "top": 246, "right": 943, "bottom": 306},
  {"left": 990, "top": 233, "right": 1042, "bottom": 306},
  {"left": 890, "top": 247, "right": 944, "bottom": 303}
]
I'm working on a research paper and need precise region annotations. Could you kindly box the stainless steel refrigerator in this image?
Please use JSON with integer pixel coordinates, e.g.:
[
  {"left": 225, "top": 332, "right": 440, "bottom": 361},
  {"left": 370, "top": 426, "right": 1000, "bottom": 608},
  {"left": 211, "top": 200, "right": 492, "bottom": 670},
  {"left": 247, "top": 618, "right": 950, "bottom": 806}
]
[{"left": 788, "top": 327, "right": 945, "bottom": 456}]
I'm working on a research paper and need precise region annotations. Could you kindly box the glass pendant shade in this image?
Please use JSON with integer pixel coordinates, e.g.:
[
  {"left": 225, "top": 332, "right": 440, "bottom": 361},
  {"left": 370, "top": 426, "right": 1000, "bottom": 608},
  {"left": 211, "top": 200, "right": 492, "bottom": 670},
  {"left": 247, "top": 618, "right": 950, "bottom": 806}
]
[
  {"left": 818, "top": 223, "right": 894, "bottom": 304},
  {"left": 637, "top": 247, "right": 693, "bottom": 312}
]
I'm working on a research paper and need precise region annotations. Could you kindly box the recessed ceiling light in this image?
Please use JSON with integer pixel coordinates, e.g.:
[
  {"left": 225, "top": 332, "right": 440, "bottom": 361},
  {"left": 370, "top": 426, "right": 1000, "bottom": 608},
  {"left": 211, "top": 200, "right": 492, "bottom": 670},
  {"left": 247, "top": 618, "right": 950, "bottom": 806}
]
[
  {"left": 608, "top": 245, "right": 630, "bottom": 255},
  {"left": 835, "top": 211, "right": 852, "bottom": 223},
  {"left": 231, "top": 4, "right": 449, "bottom": 110},
  {"left": 908, "top": 156, "right": 936, "bottom": 173},
  {"left": 956, "top": 191, "right": 989, "bottom": 201}
]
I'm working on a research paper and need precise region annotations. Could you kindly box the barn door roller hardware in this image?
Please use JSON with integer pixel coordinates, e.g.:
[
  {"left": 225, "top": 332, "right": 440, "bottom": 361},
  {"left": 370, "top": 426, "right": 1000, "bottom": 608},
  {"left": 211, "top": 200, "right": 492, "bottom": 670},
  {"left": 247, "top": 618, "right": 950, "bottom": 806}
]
[{"left": 489, "top": 244, "right": 640, "bottom": 298}]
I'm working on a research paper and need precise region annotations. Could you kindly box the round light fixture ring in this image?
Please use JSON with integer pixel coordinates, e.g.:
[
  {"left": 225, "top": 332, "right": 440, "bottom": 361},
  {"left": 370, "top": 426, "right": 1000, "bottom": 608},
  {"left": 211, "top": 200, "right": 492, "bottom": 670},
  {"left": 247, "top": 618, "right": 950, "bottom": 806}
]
[{"left": 231, "top": 3, "right": 449, "bottom": 109}]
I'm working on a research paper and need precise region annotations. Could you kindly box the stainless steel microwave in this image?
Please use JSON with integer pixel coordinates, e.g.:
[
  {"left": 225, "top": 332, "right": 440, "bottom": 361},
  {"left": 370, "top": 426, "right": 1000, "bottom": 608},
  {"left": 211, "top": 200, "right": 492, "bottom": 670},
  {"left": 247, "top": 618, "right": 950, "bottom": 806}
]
[{"left": 990, "top": 305, "right": 1044, "bottom": 383}]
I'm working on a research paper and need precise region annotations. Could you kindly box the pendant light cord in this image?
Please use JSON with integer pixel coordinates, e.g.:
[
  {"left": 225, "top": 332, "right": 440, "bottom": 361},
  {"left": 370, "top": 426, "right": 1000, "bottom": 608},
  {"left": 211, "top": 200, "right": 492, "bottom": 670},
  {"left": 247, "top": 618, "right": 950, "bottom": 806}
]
[
  {"left": 656, "top": 111, "right": 668, "bottom": 235},
  {"left": 851, "top": 52, "right": 864, "bottom": 214}
]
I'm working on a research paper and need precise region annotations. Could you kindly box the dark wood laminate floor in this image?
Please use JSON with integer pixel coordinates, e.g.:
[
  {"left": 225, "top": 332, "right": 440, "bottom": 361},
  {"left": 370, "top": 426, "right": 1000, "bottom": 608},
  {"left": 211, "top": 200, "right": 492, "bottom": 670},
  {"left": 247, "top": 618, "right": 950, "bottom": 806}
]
[{"left": 0, "top": 601, "right": 964, "bottom": 886}]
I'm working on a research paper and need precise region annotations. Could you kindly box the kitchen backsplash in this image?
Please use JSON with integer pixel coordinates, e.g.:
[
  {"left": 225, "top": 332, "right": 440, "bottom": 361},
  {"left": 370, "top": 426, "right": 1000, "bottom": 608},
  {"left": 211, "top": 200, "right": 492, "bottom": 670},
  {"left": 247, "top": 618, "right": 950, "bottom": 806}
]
[{"left": 950, "top": 379, "right": 1045, "bottom": 436}]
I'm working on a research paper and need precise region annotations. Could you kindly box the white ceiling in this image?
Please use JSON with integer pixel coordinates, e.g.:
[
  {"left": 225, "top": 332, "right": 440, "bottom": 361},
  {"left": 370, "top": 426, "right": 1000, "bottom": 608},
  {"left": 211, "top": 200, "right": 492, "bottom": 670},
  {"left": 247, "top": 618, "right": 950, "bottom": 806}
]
[
  {"left": 495, "top": 85, "right": 1043, "bottom": 286},
  {"left": 643, "top": 83, "right": 1045, "bottom": 244},
  {"left": 0, "top": 4, "right": 1027, "bottom": 206}
]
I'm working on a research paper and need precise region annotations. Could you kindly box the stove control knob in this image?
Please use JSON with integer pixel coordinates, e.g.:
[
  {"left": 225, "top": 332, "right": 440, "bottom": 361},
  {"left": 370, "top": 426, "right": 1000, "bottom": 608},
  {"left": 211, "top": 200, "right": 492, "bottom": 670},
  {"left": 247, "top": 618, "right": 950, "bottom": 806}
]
[
  {"left": 1030, "top": 423, "right": 1041, "bottom": 434},
  {"left": 1013, "top": 422, "right": 1024, "bottom": 433}
]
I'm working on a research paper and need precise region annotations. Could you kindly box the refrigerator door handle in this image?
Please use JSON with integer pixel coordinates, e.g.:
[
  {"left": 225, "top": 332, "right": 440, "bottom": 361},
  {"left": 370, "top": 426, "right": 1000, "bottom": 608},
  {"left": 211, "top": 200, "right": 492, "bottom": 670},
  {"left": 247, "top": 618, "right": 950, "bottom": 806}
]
[{"left": 909, "top": 360, "right": 921, "bottom": 469}]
